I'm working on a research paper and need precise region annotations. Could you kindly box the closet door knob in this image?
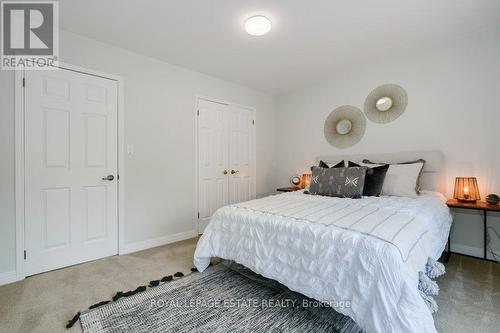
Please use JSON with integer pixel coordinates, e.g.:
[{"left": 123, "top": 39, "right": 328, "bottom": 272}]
[
  {"left": 231, "top": 169, "right": 239, "bottom": 174},
  {"left": 102, "top": 175, "right": 114, "bottom": 181},
  {"left": 223, "top": 170, "right": 228, "bottom": 175}
]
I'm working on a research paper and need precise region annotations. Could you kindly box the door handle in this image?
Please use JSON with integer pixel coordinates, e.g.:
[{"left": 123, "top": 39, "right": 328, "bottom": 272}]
[
  {"left": 223, "top": 170, "right": 228, "bottom": 175},
  {"left": 102, "top": 175, "right": 114, "bottom": 181},
  {"left": 231, "top": 169, "right": 239, "bottom": 175}
]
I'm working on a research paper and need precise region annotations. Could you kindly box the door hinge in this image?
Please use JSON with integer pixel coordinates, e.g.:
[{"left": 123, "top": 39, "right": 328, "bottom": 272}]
[
  {"left": 22, "top": 77, "right": 25, "bottom": 87},
  {"left": 117, "top": 174, "right": 120, "bottom": 180},
  {"left": 24, "top": 250, "right": 26, "bottom": 260},
  {"left": 197, "top": 212, "right": 200, "bottom": 219},
  {"left": 252, "top": 119, "right": 255, "bottom": 125},
  {"left": 197, "top": 109, "right": 199, "bottom": 116}
]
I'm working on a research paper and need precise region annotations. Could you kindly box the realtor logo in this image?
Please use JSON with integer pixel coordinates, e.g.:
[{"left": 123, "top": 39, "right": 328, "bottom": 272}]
[{"left": 1, "top": 1, "right": 58, "bottom": 70}]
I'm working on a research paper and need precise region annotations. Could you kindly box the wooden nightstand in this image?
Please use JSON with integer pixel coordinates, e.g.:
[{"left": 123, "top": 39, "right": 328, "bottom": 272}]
[
  {"left": 276, "top": 186, "right": 301, "bottom": 192},
  {"left": 446, "top": 199, "right": 500, "bottom": 261}
]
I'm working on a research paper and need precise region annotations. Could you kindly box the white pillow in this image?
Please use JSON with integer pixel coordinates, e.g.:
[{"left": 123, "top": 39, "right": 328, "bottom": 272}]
[{"left": 357, "top": 161, "right": 424, "bottom": 198}]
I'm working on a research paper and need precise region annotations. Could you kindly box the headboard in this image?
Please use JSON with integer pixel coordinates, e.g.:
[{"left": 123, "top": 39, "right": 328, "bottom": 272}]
[{"left": 316, "top": 151, "right": 445, "bottom": 193}]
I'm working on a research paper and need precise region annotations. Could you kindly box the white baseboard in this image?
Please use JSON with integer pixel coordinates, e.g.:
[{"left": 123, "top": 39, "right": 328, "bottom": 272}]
[
  {"left": 0, "top": 270, "right": 17, "bottom": 287},
  {"left": 120, "top": 230, "right": 198, "bottom": 255},
  {"left": 451, "top": 244, "right": 487, "bottom": 258},
  {"left": 452, "top": 243, "right": 500, "bottom": 260}
]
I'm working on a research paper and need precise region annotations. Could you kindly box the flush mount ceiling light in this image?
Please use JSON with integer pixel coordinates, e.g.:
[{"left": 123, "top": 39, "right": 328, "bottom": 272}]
[{"left": 245, "top": 16, "right": 272, "bottom": 36}]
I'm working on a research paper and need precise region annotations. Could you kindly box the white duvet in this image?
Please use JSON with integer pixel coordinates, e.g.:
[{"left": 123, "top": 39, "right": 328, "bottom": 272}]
[{"left": 194, "top": 191, "right": 452, "bottom": 333}]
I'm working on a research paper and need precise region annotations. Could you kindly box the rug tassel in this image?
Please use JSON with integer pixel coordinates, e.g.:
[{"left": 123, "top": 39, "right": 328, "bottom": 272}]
[
  {"left": 426, "top": 258, "right": 445, "bottom": 279},
  {"left": 128, "top": 286, "right": 146, "bottom": 296},
  {"left": 418, "top": 272, "right": 439, "bottom": 296},
  {"left": 149, "top": 280, "right": 160, "bottom": 287},
  {"left": 65, "top": 312, "right": 80, "bottom": 329},
  {"left": 161, "top": 275, "right": 173, "bottom": 282},
  {"left": 112, "top": 291, "right": 124, "bottom": 302},
  {"left": 174, "top": 272, "right": 184, "bottom": 278},
  {"left": 89, "top": 300, "right": 110, "bottom": 309},
  {"left": 419, "top": 289, "right": 438, "bottom": 314},
  {"left": 136, "top": 286, "right": 147, "bottom": 292}
]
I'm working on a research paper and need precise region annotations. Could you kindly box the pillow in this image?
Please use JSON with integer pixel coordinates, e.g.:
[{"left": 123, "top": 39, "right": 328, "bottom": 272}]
[
  {"left": 318, "top": 160, "right": 345, "bottom": 168},
  {"left": 309, "top": 166, "right": 368, "bottom": 198},
  {"left": 348, "top": 161, "right": 389, "bottom": 197},
  {"left": 358, "top": 159, "right": 425, "bottom": 197},
  {"left": 363, "top": 158, "right": 426, "bottom": 194}
]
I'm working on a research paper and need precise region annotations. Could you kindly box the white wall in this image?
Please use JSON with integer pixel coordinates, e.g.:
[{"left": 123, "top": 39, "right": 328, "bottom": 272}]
[
  {"left": 273, "top": 32, "right": 500, "bottom": 258},
  {"left": 0, "top": 64, "right": 16, "bottom": 277},
  {"left": 0, "top": 31, "right": 276, "bottom": 277}
]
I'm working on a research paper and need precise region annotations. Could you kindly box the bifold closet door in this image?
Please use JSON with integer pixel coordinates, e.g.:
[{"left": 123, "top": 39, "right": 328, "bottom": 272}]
[
  {"left": 197, "top": 99, "right": 256, "bottom": 233},
  {"left": 197, "top": 99, "right": 230, "bottom": 232},
  {"left": 228, "top": 105, "right": 256, "bottom": 204},
  {"left": 24, "top": 67, "right": 119, "bottom": 276}
]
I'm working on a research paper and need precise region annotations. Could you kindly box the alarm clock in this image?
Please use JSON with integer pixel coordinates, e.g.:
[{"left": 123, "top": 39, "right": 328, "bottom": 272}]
[{"left": 290, "top": 175, "right": 301, "bottom": 187}]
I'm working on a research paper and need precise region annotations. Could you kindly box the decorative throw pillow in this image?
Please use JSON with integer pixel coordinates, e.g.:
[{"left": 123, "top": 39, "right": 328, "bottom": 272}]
[
  {"left": 360, "top": 159, "right": 425, "bottom": 197},
  {"left": 309, "top": 166, "right": 368, "bottom": 198},
  {"left": 318, "top": 160, "right": 345, "bottom": 168},
  {"left": 348, "top": 161, "right": 389, "bottom": 197}
]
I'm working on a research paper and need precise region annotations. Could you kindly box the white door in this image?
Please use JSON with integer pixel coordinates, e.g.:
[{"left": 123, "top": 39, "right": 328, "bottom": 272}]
[
  {"left": 197, "top": 99, "right": 230, "bottom": 232},
  {"left": 24, "top": 67, "right": 118, "bottom": 276},
  {"left": 197, "top": 98, "right": 255, "bottom": 233},
  {"left": 228, "top": 105, "right": 256, "bottom": 204}
]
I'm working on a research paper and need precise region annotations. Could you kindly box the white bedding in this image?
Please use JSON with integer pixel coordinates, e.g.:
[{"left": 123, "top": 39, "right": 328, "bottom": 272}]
[{"left": 194, "top": 191, "right": 452, "bottom": 333}]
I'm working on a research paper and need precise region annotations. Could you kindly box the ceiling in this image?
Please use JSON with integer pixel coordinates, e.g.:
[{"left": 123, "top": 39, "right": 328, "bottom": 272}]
[{"left": 60, "top": 0, "right": 500, "bottom": 95}]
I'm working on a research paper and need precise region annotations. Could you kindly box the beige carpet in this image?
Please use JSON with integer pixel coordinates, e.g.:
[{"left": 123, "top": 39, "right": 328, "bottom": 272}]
[{"left": 0, "top": 238, "right": 498, "bottom": 333}]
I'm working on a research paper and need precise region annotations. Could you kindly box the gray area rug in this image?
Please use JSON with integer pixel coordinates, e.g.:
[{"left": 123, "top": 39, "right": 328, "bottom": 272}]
[{"left": 80, "top": 263, "right": 362, "bottom": 332}]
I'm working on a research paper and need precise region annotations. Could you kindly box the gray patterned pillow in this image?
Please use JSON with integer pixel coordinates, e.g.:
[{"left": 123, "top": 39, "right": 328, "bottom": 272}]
[{"left": 309, "top": 166, "right": 368, "bottom": 198}]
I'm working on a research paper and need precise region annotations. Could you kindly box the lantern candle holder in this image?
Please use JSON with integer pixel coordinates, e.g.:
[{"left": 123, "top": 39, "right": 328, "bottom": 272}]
[
  {"left": 453, "top": 177, "right": 480, "bottom": 202},
  {"left": 301, "top": 173, "right": 312, "bottom": 189}
]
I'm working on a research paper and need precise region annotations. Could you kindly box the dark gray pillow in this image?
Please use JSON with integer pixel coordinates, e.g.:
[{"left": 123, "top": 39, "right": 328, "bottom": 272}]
[
  {"left": 309, "top": 166, "right": 368, "bottom": 199},
  {"left": 348, "top": 161, "right": 389, "bottom": 197},
  {"left": 318, "top": 160, "right": 345, "bottom": 168}
]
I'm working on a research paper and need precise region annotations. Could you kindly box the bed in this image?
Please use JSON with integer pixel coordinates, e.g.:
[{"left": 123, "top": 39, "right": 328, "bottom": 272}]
[{"left": 194, "top": 151, "right": 452, "bottom": 333}]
